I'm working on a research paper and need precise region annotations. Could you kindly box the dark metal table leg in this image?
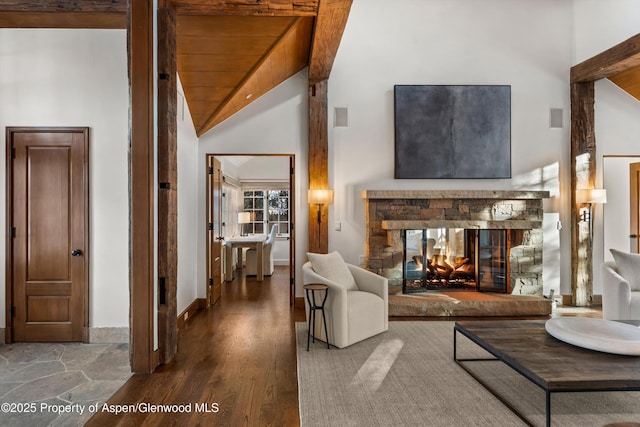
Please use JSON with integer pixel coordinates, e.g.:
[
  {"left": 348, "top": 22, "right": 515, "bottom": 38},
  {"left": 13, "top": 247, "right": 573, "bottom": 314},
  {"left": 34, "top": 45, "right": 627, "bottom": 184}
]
[
  {"left": 304, "top": 285, "right": 329, "bottom": 350},
  {"left": 305, "top": 289, "right": 312, "bottom": 351},
  {"left": 453, "top": 328, "right": 457, "bottom": 361},
  {"left": 546, "top": 391, "right": 551, "bottom": 427},
  {"left": 321, "top": 288, "right": 329, "bottom": 349},
  {"left": 311, "top": 291, "right": 317, "bottom": 344}
]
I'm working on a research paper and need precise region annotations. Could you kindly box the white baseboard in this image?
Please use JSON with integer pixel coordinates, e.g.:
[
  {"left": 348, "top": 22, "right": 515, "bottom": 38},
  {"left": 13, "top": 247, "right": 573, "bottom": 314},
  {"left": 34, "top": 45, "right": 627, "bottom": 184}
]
[{"left": 274, "top": 259, "right": 290, "bottom": 266}]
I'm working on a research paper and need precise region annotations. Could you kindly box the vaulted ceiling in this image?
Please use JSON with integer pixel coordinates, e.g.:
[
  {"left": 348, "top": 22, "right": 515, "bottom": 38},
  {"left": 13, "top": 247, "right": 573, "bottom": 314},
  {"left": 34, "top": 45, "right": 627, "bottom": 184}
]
[
  {"left": 610, "top": 65, "right": 640, "bottom": 101},
  {"left": 571, "top": 33, "right": 640, "bottom": 102},
  {"left": 176, "top": 15, "right": 314, "bottom": 135},
  {"left": 5, "top": 2, "right": 639, "bottom": 133},
  {"left": 171, "top": 0, "right": 351, "bottom": 136},
  {"left": 172, "top": 0, "right": 352, "bottom": 136},
  {"left": 1, "top": 0, "right": 352, "bottom": 137}
]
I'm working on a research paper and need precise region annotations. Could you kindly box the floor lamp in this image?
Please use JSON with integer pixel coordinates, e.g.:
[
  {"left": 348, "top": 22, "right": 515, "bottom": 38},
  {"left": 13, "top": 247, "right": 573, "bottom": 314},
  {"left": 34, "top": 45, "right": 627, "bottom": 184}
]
[{"left": 308, "top": 189, "right": 334, "bottom": 249}]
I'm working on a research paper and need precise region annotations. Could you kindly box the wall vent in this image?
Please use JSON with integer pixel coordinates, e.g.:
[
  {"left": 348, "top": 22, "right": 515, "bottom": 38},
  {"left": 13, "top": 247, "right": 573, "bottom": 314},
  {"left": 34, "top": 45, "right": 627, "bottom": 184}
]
[{"left": 334, "top": 107, "right": 349, "bottom": 127}]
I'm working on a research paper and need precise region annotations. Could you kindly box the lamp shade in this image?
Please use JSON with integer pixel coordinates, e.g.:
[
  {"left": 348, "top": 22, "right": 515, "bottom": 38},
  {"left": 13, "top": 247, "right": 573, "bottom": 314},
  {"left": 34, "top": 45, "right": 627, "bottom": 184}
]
[
  {"left": 576, "top": 188, "right": 607, "bottom": 204},
  {"left": 308, "top": 189, "right": 334, "bottom": 205},
  {"left": 237, "top": 211, "right": 251, "bottom": 224}
]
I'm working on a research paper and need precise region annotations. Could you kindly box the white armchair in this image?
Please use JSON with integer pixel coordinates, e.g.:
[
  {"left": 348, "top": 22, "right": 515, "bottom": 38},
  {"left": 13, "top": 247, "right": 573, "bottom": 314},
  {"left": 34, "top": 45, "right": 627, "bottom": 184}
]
[
  {"left": 303, "top": 252, "right": 388, "bottom": 348},
  {"left": 246, "top": 224, "right": 277, "bottom": 276},
  {"left": 602, "top": 250, "right": 640, "bottom": 320}
]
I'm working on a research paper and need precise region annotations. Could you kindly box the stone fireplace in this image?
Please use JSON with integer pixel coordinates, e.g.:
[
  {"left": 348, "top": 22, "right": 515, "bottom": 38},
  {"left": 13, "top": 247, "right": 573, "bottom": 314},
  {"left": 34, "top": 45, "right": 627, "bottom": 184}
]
[{"left": 362, "top": 190, "right": 550, "bottom": 296}]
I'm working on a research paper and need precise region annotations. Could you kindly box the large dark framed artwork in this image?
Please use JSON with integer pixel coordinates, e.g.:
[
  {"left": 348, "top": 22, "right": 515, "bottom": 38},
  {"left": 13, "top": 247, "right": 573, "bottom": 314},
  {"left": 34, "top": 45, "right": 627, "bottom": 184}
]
[{"left": 394, "top": 85, "right": 511, "bottom": 179}]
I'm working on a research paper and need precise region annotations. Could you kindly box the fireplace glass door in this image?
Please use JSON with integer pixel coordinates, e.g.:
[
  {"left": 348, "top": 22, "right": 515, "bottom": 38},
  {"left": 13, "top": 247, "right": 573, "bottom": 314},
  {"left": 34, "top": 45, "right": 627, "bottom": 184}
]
[
  {"left": 403, "top": 228, "right": 475, "bottom": 293},
  {"left": 474, "top": 230, "right": 508, "bottom": 292},
  {"left": 403, "top": 228, "right": 509, "bottom": 293}
]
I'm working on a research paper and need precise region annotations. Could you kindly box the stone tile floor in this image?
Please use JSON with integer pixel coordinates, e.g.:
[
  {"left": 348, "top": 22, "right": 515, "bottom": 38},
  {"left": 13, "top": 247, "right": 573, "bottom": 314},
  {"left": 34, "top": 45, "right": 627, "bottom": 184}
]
[{"left": 0, "top": 342, "right": 131, "bottom": 426}]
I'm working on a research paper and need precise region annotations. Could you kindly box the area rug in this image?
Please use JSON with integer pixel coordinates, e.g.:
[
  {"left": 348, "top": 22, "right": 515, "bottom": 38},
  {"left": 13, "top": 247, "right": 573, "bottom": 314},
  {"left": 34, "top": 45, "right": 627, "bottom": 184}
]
[{"left": 296, "top": 321, "right": 640, "bottom": 426}]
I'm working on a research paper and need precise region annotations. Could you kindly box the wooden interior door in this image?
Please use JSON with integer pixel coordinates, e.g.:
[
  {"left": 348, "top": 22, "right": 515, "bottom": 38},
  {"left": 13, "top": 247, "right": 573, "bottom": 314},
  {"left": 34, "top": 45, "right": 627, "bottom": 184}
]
[
  {"left": 631, "top": 162, "right": 640, "bottom": 253},
  {"left": 207, "top": 156, "right": 223, "bottom": 306},
  {"left": 7, "top": 127, "right": 89, "bottom": 342}
]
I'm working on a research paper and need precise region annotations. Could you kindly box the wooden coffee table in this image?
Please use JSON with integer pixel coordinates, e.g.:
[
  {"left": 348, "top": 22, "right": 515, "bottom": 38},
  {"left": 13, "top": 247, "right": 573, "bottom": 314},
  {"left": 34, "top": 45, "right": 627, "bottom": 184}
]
[{"left": 454, "top": 320, "right": 640, "bottom": 427}]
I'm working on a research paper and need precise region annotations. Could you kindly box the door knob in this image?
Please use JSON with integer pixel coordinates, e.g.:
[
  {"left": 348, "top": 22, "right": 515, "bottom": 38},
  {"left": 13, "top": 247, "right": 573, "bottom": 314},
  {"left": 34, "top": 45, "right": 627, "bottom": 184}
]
[{"left": 71, "top": 249, "right": 83, "bottom": 257}]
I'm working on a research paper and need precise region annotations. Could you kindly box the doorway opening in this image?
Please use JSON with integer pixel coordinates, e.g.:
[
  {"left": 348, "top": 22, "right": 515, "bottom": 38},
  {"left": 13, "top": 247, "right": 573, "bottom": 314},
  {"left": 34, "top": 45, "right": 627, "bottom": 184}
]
[
  {"left": 603, "top": 156, "right": 640, "bottom": 261},
  {"left": 207, "top": 154, "right": 296, "bottom": 305}
]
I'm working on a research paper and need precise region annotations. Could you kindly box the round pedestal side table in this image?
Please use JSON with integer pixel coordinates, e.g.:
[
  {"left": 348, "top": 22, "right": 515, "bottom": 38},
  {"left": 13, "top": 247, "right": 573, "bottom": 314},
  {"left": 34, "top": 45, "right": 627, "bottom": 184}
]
[{"left": 303, "top": 284, "right": 330, "bottom": 351}]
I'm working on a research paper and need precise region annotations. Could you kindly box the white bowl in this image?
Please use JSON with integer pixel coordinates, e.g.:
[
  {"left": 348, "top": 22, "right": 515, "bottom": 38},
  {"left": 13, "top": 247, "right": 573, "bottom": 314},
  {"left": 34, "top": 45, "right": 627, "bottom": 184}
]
[{"left": 545, "top": 317, "right": 640, "bottom": 355}]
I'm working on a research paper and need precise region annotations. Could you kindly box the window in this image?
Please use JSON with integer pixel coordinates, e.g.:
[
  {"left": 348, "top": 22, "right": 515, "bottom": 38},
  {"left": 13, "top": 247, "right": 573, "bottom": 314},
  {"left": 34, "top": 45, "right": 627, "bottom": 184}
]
[
  {"left": 243, "top": 190, "right": 265, "bottom": 234},
  {"left": 242, "top": 189, "right": 289, "bottom": 236},
  {"left": 268, "top": 190, "right": 289, "bottom": 235}
]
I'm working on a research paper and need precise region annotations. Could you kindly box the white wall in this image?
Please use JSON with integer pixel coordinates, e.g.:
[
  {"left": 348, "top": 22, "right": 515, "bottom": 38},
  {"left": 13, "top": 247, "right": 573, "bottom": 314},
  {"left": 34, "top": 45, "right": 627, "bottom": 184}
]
[
  {"left": 573, "top": 0, "right": 640, "bottom": 64},
  {"left": 177, "top": 78, "right": 200, "bottom": 315},
  {"left": 195, "top": 0, "right": 640, "bottom": 298},
  {"left": 573, "top": 0, "right": 640, "bottom": 294},
  {"left": 328, "top": 0, "right": 572, "bottom": 294},
  {"left": 197, "top": 70, "right": 308, "bottom": 298},
  {"left": 238, "top": 156, "right": 289, "bottom": 181},
  {"left": 0, "top": 29, "right": 130, "bottom": 328},
  {"left": 594, "top": 81, "right": 640, "bottom": 293},
  {"left": 603, "top": 156, "right": 640, "bottom": 258},
  {"left": 7, "top": 3, "right": 634, "bottom": 321}
]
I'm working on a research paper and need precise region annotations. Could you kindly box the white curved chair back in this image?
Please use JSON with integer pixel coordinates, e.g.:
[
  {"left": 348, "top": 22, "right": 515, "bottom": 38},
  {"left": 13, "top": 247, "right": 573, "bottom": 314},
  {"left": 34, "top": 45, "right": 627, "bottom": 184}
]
[
  {"left": 245, "top": 224, "right": 278, "bottom": 276},
  {"left": 265, "top": 224, "right": 277, "bottom": 246},
  {"left": 303, "top": 259, "right": 388, "bottom": 348}
]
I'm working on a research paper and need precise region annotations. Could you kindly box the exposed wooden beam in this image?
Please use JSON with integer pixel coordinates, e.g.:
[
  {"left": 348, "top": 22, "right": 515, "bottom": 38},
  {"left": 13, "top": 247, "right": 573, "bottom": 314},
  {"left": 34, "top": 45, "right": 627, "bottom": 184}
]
[
  {"left": 0, "top": 0, "right": 126, "bottom": 13},
  {"left": 308, "top": 80, "right": 329, "bottom": 254},
  {"left": 570, "top": 81, "right": 595, "bottom": 307},
  {"left": 0, "top": 0, "right": 126, "bottom": 28},
  {"left": 306, "top": 0, "right": 351, "bottom": 252},
  {"left": 0, "top": 12, "right": 125, "bottom": 28},
  {"left": 308, "top": 0, "right": 352, "bottom": 85},
  {"left": 173, "top": 0, "right": 318, "bottom": 16},
  {"left": 129, "top": 0, "right": 156, "bottom": 374},
  {"left": 571, "top": 33, "right": 640, "bottom": 83},
  {"left": 157, "top": 4, "right": 179, "bottom": 366}
]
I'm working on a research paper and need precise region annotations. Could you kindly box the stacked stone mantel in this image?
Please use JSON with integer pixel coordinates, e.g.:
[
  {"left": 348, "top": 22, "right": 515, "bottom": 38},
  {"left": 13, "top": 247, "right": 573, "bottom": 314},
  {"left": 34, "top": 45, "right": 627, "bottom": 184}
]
[
  {"left": 361, "top": 189, "right": 550, "bottom": 200},
  {"left": 362, "top": 189, "right": 551, "bottom": 295}
]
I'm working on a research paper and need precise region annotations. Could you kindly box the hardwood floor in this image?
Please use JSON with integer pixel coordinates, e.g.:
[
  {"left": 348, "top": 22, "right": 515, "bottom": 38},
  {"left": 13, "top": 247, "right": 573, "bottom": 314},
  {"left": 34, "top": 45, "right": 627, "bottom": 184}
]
[{"left": 86, "top": 266, "right": 304, "bottom": 426}]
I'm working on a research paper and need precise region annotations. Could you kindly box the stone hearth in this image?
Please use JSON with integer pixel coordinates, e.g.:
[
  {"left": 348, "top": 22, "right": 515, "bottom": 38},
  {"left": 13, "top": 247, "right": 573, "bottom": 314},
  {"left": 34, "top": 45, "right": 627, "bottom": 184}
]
[
  {"left": 362, "top": 190, "right": 550, "bottom": 298},
  {"left": 389, "top": 291, "right": 551, "bottom": 317}
]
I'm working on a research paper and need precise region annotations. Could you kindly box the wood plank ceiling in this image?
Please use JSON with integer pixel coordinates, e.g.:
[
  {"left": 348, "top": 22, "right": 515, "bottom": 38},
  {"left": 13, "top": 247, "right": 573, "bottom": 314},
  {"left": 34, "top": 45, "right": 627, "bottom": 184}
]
[
  {"left": 610, "top": 65, "right": 640, "bottom": 101},
  {"left": 172, "top": 0, "right": 352, "bottom": 137},
  {"left": 176, "top": 15, "right": 314, "bottom": 135}
]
